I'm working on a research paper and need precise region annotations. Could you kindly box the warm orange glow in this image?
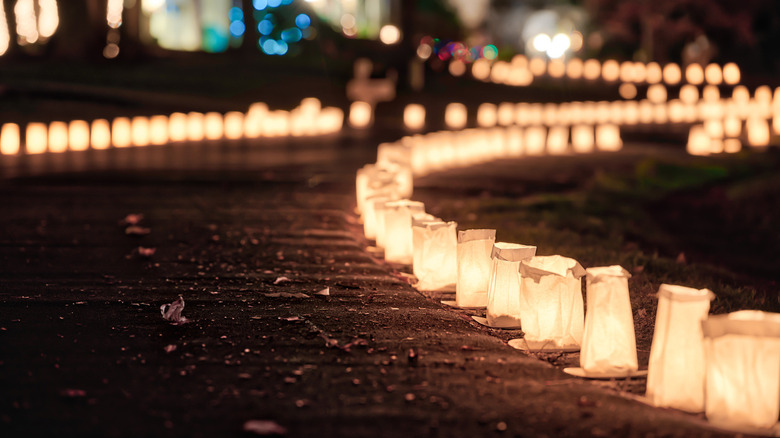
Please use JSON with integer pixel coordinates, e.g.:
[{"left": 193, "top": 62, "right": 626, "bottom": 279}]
[
  {"left": 263, "top": 110, "right": 290, "bottom": 137},
  {"left": 48, "top": 121, "right": 68, "bottom": 152},
  {"left": 704, "top": 119, "right": 724, "bottom": 139},
  {"left": 15, "top": 0, "right": 39, "bottom": 45},
  {"left": 0, "top": 3, "right": 10, "bottom": 56},
  {"left": 106, "top": 0, "right": 123, "bottom": 28},
  {"left": 404, "top": 104, "right": 425, "bottom": 131},
  {"left": 619, "top": 83, "right": 637, "bottom": 100},
  {"left": 349, "top": 101, "right": 372, "bottom": 129},
  {"left": 685, "top": 64, "right": 704, "bottom": 85},
  {"left": 130, "top": 116, "right": 150, "bottom": 147},
  {"left": 638, "top": 101, "right": 653, "bottom": 124},
  {"left": 595, "top": 101, "right": 611, "bottom": 124},
  {"left": 497, "top": 102, "right": 514, "bottom": 126},
  {"left": 722, "top": 63, "right": 740, "bottom": 85},
  {"left": 90, "top": 119, "right": 111, "bottom": 150},
  {"left": 723, "top": 138, "right": 741, "bottom": 153},
  {"left": 583, "top": 59, "right": 600, "bottom": 80},
  {"left": 37, "top": 0, "right": 59, "bottom": 39},
  {"left": 543, "top": 103, "right": 559, "bottom": 126},
  {"left": 506, "top": 66, "right": 533, "bottom": 86},
  {"left": 668, "top": 100, "right": 685, "bottom": 123},
  {"left": 571, "top": 125, "right": 594, "bottom": 153},
  {"left": 449, "top": 59, "right": 466, "bottom": 77},
  {"left": 547, "top": 59, "right": 565, "bottom": 78},
  {"left": 148, "top": 115, "right": 169, "bottom": 145},
  {"left": 168, "top": 113, "right": 188, "bottom": 142},
  {"left": 445, "top": 103, "right": 468, "bottom": 129},
  {"left": 646, "top": 62, "right": 662, "bottom": 84},
  {"left": 702, "top": 85, "right": 720, "bottom": 102},
  {"left": 754, "top": 85, "right": 772, "bottom": 103},
  {"left": 623, "top": 101, "right": 639, "bottom": 125},
  {"left": 609, "top": 101, "right": 625, "bottom": 125},
  {"left": 647, "top": 84, "right": 667, "bottom": 103},
  {"left": 679, "top": 85, "right": 699, "bottom": 104},
  {"left": 223, "top": 111, "right": 244, "bottom": 140},
  {"left": 203, "top": 112, "right": 224, "bottom": 140},
  {"left": 546, "top": 126, "right": 569, "bottom": 155},
  {"left": 746, "top": 117, "right": 770, "bottom": 147},
  {"left": 111, "top": 117, "right": 131, "bottom": 148},
  {"left": 704, "top": 64, "right": 722, "bottom": 85},
  {"left": 186, "top": 112, "right": 205, "bottom": 142},
  {"left": 490, "top": 61, "right": 510, "bottom": 83},
  {"left": 653, "top": 104, "right": 668, "bottom": 124},
  {"left": 528, "top": 57, "right": 547, "bottom": 77},
  {"left": 601, "top": 59, "right": 619, "bottom": 82},
  {"left": 662, "top": 63, "right": 682, "bottom": 85},
  {"left": 633, "top": 62, "right": 647, "bottom": 83},
  {"left": 68, "top": 120, "right": 90, "bottom": 151},
  {"left": 0, "top": 123, "right": 20, "bottom": 155},
  {"left": 687, "top": 125, "right": 711, "bottom": 156},
  {"left": 471, "top": 58, "right": 491, "bottom": 81},
  {"left": 724, "top": 117, "right": 742, "bottom": 137},
  {"left": 596, "top": 124, "right": 622, "bottom": 151},
  {"left": 477, "top": 103, "right": 497, "bottom": 128},
  {"left": 619, "top": 61, "right": 635, "bottom": 83},
  {"left": 524, "top": 126, "right": 546, "bottom": 155},
  {"left": 566, "top": 57, "right": 583, "bottom": 79},
  {"left": 25, "top": 122, "right": 48, "bottom": 154}
]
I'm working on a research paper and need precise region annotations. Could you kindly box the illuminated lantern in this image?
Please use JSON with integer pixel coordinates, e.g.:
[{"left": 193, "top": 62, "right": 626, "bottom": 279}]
[
  {"left": 685, "top": 63, "right": 704, "bottom": 85},
  {"left": 111, "top": 117, "right": 132, "bottom": 148},
  {"left": 168, "top": 112, "right": 188, "bottom": 142},
  {"left": 413, "top": 220, "right": 458, "bottom": 292},
  {"left": 404, "top": 104, "right": 425, "bottom": 131},
  {"left": 528, "top": 57, "right": 546, "bottom": 77},
  {"left": 645, "top": 62, "right": 663, "bottom": 84},
  {"left": 516, "top": 255, "right": 585, "bottom": 350},
  {"left": 445, "top": 103, "right": 468, "bottom": 130},
  {"left": 374, "top": 199, "right": 391, "bottom": 249},
  {"left": 454, "top": 229, "right": 496, "bottom": 308},
  {"left": 571, "top": 125, "right": 594, "bottom": 153},
  {"left": 601, "top": 59, "right": 619, "bottom": 82},
  {"left": 595, "top": 101, "right": 611, "bottom": 124},
  {"left": 186, "top": 112, "right": 205, "bottom": 142},
  {"left": 583, "top": 58, "right": 600, "bottom": 80},
  {"left": 148, "top": 115, "right": 169, "bottom": 145},
  {"left": 547, "top": 59, "right": 565, "bottom": 78},
  {"left": 595, "top": 124, "right": 622, "bottom": 151},
  {"left": 546, "top": 126, "right": 569, "bottom": 155},
  {"left": 646, "top": 284, "right": 714, "bottom": 412},
  {"left": 524, "top": 126, "right": 546, "bottom": 155},
  {"left": 722, "top": 62, "right": 740, "bottom": 85},
  {"left": 355, "top": 164, "right": 400, "bottom": 216},
  {"left": 578, "top": 266, "right": 638, "bottom": 375},
  {"left": 623, "top": 100, "right": 639, "bottom": 125},
  {"left": 25, "top": 122, "right": 48, "bottom": 154},
  {"left": 349, "top": 101, "right": 372, "bottom": 128},
  {"left": 0, "top": 123, "right": 20, "bottom": 155},
  {"left": 746, "top": 117, "right": 770, "bottom": 147},
  {"left": 566, "top": 57, "right": 583, "bottom": 79},
  {"left": 363, "top": 194, "right": 393, "bottom": 240},
  {"left": 223, "top": 111, "right": 244, "bottom": 140},
  {"left": 723, "top": 138, "right": 742, "bottom": 153},
  {"left": 497, "top": 102, "right": 515, "bottom": 126},
  {"left": 687, "top": 125, "right": 712, "bottom": 156},
  {"left": 204, "top": 112, "right": 224, "bottom": 140},
  {"left": 411, "top": 214, "right": 439, "bottom": 276},
  {"left": 68, "top": 120, "right": 90, "bottom": 151},
  {"left": 477, "top": 103, "right": 497, "bottom": 128},
  {"left": 704, "top": 63, "right": 722, "bottom": 85},
  {"left": 48, "top": 121, "right": 69, "bottom": 153},
  {"left": 702, "top": 310, "right": 780, "bottom": 430},
  {"left": 542, "top": 103, "right": 559, "bottom": 126},
  {"left": 662, "top": 63, "right": 682, "bottom": 85},
  {"left": 90, "top": 119, "right": 111, "bottom": 150},
  {"left": 484, "top": 242, "right": 536, "bottom": 328},
  {"left": 647, "top": 84, "right": 667, "bottom": 104},
  {"left": 383, "top": 200, "right": 425, "bottom": 264}
]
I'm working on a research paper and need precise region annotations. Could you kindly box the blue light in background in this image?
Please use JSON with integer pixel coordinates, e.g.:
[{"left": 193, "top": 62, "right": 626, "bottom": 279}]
[
  {"left": 275, "top": 40, "right": 289, "bottom": 55},
  {"left": 281, "top": 0, "right": 293, "bottom": 4},
  {"left": 253, "top": 0, "right": 267, "bottom": 10},
  {"left": 268, "top": 0, "right": 282, "bottom": 7},
  {"left": 261, "top": 39, "right": 277, "bottom": 55},
  {"left": 228, "top": 6, "right": 243, "bottom": 21},
  {"left": 294, "top": 13, "right": 310, "bottom": 29},
  {"left": 229, "top": 21, "right": 246, "bottom": 37},
  {"left": 281, "top": 27, "right": 302, "bottom": 43},
  {"left": 258, "top": 20, "right": 274, "bottom": 35}
]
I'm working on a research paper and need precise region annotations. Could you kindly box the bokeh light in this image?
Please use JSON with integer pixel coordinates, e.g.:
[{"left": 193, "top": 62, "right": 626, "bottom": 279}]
[
  {"left": 48, "top": 121, "right": 68, "bottom": 152},
  {"left": 25, "top": 123, "right": 47, "bottom": 154},
  {"left": 379, "top": 24, "right": 401, "bottom": 45},
  {"left": 471, "top": 58, "right": 490, "bottom": 81},
  {"left": 704, "top": 64, "right": 722, "bottom": 85},
  {"left": 662, "top": 63, "right": 682, "bottom": 85},
  {"left": 68, "top": 120, "right": 90, "bottom": 151},
  {"left": 685, "top": 64, "right": 704, "bottom": 85},
  {"left": 0, "top": 123, "right": 20, "bottom": 155},
  {"left": 723, "top": 63, "right": 741, "bottom": 85},
  {"left": 601, "top": 60, "right": 619, "bottom": 82},
  {"left": 90, "top": 119, "right": 111, "bottom": 150}
]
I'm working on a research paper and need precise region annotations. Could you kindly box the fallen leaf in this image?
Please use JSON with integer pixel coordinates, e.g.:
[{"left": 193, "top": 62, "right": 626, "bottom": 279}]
[
  {"left": 126, "top": 226, "right": 151, "bottom": 236},
  {"left": 119, "top": 214, "right": 144, "bottom": 226},
  {"left": 265, "top": 292, "right": 310, "bottom": 299},
  {"left": 164, "top": 344, "right": 177, "bottom": 353},
  {"left": 314, "top": 287, "right": 330, "bottom": 297},
  {"left": 273, "top": 276, "right": 291, "bottom": 285},
  {"left": 243, "top": 420, "right": 287, "bottom": 435},
  {"left": 279, "top": 316, "right": 302, "bottom": 322},
  {"left": 160, "top": 296, "right": 189, "bottom": 325},
  {"left": 138, "top": 247, "right": 156, "bottom": 257}
]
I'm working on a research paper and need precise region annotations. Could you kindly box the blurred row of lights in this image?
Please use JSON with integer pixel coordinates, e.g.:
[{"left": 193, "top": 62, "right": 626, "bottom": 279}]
[
  {"left": 0, "top": 99, "right": 344, "bottom": 156},
  {"left": 0, "top": 0, "right": 59, "bottom": 55},
  {"left": 417, "top": 36, "right": 498, "bottom": 63}
]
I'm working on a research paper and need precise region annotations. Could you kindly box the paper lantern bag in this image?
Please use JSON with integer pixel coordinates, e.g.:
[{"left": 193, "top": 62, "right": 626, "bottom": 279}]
[
  {"left": 702, "top": 310, "right": 780, "bottom": 429},
  {"left": 646, "top": 284, "right": 714, "bottom": 413},
  {"left": 413, "top": 221, "right": 458, "bottom": 292},
  {"left": 580, "top": 266, "right": 637, "bottom": 374},
  {"left": 455, "top": 229, "right": 496, "bottom": 308},
  {"left": 486, "top": 242, "right": 536, "bottom": 328},
  {"left": 383, "top": 200, "right": 425, "bottom": 264},
  {"left": 518, "top": 255, "right": 586, "bottom": 348},
  {"left": 411, "top": 215, "right": 440, "bottom": 277}
]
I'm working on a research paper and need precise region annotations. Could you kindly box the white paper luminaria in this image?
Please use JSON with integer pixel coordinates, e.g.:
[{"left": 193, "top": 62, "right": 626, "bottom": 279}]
[
  {"left": 363, "top": 194, "right": 394, "bottom": 240},
  {"left": 580, "top": 266, "right": 637, "bottom": 374},
  {"left": 518, "top": 255, "right": 586, "bottom": 349},
  {"left": 456, "top": 229, "right": 497, "bottom": 308},
  {"left": 413, "top": 220, "right": 458, "bottom": 292},
  {"left": 383, "top": 200, "right": 425, "bottom": 264},
  {"left": 411, "top": 214, "right": 439, "bottom": 277},
  {"left": 702, "top": 310, "right": 780, "bottom": 430},
  {"left": 486, "top": 242, "right": 537, "bottom": 328},
  {"left": 646, "top": 284, "right": 714, "bottom": 413}
]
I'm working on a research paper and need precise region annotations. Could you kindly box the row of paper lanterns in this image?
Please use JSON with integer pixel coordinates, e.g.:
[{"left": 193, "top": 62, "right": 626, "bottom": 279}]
[
  {"left": 467, "top": 55, "right": 741, "bottom": 87},
  {"left": 0, "top": 98, "right": 344, "bottom": 156},
  {"left": 356, "top": 133, "right": 780, "bottom": 432}
]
